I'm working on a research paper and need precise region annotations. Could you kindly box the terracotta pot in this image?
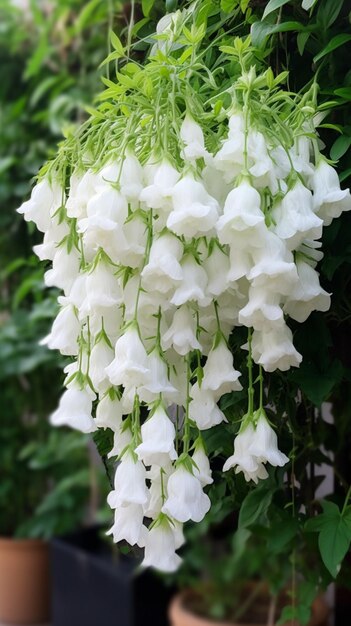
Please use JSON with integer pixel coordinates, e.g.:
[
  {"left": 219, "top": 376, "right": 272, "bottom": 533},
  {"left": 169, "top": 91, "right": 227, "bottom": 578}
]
[
  {"left": 169, "top": 589, "right": 329, "bottom": 626},
  {"left": 0, "top": 537, "right": 50, "bottom": 624}
]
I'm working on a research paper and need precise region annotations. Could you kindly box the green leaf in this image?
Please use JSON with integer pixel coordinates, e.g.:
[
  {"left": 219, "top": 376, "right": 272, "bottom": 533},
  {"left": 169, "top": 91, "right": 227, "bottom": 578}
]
[
  {"left": 238, "top": 484, "right": 274, "bottom": 528},
  {"left": 142, "top": 0, "right": 155, "bottom": 17},
  {"left": 317, "top": 0, "right": 344, "bottom": 30},
  {"left": 109, "top": 30, "right": 124, "bottom": 56},
  {"left": 330, "top": 135, "right": 351, "bottom": 161},
  {"left": 334, "top": 87, "right": 351, "bottom": 100},
  {"left": 297, "top": 31, "right": 310, "bottom": 56},
  {"left": 314, "top": 34, "right": 351, "bottom": 63},
  {"left": 306, "top": 501, "right": 351, "bottom": 577},
  {"left": 221, "top": 0, "right": 238, "bottom": 12},
  {"left": 262, "top": 0, "right": 290, "bottom": 20},
  {"left": 251, "top": 20, "right": 308, "bottom": 48}
]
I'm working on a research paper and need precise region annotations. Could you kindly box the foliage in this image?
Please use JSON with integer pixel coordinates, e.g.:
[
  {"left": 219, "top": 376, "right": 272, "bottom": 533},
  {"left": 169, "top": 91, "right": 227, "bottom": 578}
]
[{"left": 0, "top": 0, "right": 123, "bottom": 537}]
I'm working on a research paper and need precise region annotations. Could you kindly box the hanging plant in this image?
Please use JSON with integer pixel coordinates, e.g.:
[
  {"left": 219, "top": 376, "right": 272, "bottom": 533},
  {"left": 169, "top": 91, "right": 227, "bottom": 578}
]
[{"left": 17, "top": 2, "right": 351, "bottom": 576}]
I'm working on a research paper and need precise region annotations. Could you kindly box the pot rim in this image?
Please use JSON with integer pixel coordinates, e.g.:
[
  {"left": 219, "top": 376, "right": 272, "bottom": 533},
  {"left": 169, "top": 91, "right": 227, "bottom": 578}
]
[{"left": 0, "top": 537, "right": 48, "bottom": 551}]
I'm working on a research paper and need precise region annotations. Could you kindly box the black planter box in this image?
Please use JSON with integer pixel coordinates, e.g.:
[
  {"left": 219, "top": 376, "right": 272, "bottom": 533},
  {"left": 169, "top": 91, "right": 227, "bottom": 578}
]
[{"left": 51, "top": 527, "right": 175, "bottom": 626}]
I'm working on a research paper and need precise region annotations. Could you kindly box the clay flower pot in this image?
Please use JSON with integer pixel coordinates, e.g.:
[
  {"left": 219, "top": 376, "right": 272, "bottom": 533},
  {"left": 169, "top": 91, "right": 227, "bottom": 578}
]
[
  {"left": 169, "top": 589, "right": 329, "bottom": 626},
  {"left": 0, "top": 537, "right": 50, "bottom": 624}
]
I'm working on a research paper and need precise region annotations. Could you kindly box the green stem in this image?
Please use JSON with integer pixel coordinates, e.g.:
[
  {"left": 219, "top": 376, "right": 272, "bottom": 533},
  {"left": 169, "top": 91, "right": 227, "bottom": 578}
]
[
  {"left": 342, "top": 484, "right": 351, "bottom": 515},
  {"left": 183, "top": 356, "right": 192, "bottom": 455}
]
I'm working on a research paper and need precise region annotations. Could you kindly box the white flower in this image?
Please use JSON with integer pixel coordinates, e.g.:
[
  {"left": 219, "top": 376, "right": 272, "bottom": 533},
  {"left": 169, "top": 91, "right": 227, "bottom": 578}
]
[
  {"left": 250, "top": 324, "right": 302, "bottom": 372},
  {"left": 80, "top": 260, "right": 121, "bottom": 316},
  {"left": 138, "top": 350, "right": 178, "bottom": 405},
  {"left": 284, "top": 258, "right": 331, "bottom": 322},
  {"left": 89, "top": 339, "right": 115, "bottom": 392},
  {"left": 140, "top": 160, "right": 180, "bottom": 213},
  {"left": 135, "top": 405, "right": 177, "bottom": 466},
  {"left": 142, "top": 518, "right": 182, "bottom": 573},
  {"left": 141, "top": 233, "right": 183, "bottom": 294},
  {"left": 107, "top": 453, "right": 149, "bottom": 508},
  {"left": 248, "top": 231, "right": 298, "bottom": 295},
  {"left": 106, "top": 326, "right": 150, "bottom": 388},
  {"left": 312, "top": 159, "right": 351, "bottom": 226},
  {"left": 223, "top": 421, "right": 268, "bottom": 483},
  {"left": 95, "top": 393, "right": 123, "bottom": 431},
  {"left": 120, "top": 152, "right": 144, "bottom": 201},
  {"left": 271, "top": 181, "right": 323, "bottom": 250},
  {"left": 203, "top": 245, "right": 231, "bottom": 297},
  {"left": 171, "top": 255, "right": 211, "bottom": 307},
  {"left": 41, "top": 303, "right": 80, "bottom": 356},
  {"left": 192, "top": 444, "right": 213, "bottom": 487},
  {"left": 66, "top": 170, "right": 99, "bottom": 220},
  {"left": 239, "top": 285, "right": 284, "bottom": 331},
  {"left": 217, "top": 181, "right": 265, "bottom": 244},
  {"left": 180, "top": 115, "right": 208, "bottom": 162},
  {"left": 17, "top": 178, "right": 62, "bottom": 232},
  {"left": 249, "top": 410, "right": 289, "bottom": 468},
  {"left": 50, "top": 385, "right": 97, "bottom": 433},
  {"left": 213, "top": 115, "right": 245, "bottom": 182},
  {"left": 107, "top": 504, "right": 146, "bottom": 547},
  {"left": 33, "top": 218, "right": 69, "bottom": 261},
  {"left": 162, "top": 465, "right": 211, "bottom": 523},
  {"left": 107, "top": 422, "right": 133, "bottom": 459},
  {"left": 189, "top": 383, "right": 227, "bottom": 430},
  {"left": 202, "top": 337, "right": 242, "bottom": 398},
  {"left": 44, "top": 245, "right": 80, "bottom": 295},
  {"left": 167, "top": 176, "right": 219, "bottom": 238}
]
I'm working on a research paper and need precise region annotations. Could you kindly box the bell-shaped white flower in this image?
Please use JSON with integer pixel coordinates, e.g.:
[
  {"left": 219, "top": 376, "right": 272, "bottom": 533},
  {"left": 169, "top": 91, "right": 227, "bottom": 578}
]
[
  {"left": 120, "top": 152, "right": 144, "bottom": 201},
  {"left": 162, "top": 306, "right": 202, "bottom": 355},
  {"left": 17, "top": 178, "right": 62, "bottom": 232},
  {"left": 248, "top": 231, "right": 298, "bottom": 295},
  {"left": 50, "top": 385, "right": 97, "bottom": 433},
  {"left": 141, "top": 233, "right": 183, "bottom": 294},
  {"left": 189, "top": 383, "right": 227, "bottom": 430},
  {"left": 119, "top": 215, "right": 148, "bottom": 268},
  {"left": 312, "top": 159, "right": 351, "bottom": 226},
  {"left": 107, "top": 503, "right": 146, "bottom": 547},
  {"left": 203, "top": 245, "right": 231, "bottom": 297},
  {"left": 80, "top": 259, "right": 121, "bottom": 315},
  {"left": 66, "top": 170, "right": 99, "bottom": 220},
  {"left": 250, "top": 324, "right": 302, "bottom": 372},
  {"left": 140, "top": 160, "right": 180, "bottom": 212},
  {"left": 135, "top": 405, "right": 177, "bottom": 466},
  {"left": 213, "top": 114, "right": 245, "bottom": 182},
  {"left": 223, "top": 421, "right": 268, "bottom": 483},
  {"left": 138, "top": 349, "right": 177, "bottom": 405},
  {"left": 167, "top": 176, "right": 219, "bottom": 238},
  {"left": 142, "top": 517, "right": 182, "bottom": 573},
  {"left": 249, "top": 409, "right": 289, "bottom": 468},
  {"left": 89, "top": 338, "right": 115, "bottom": 393},
  {"left": 107, "top": 453, "right": 149, "bottom": 508},
  {"left": 33, "top": 218, "right": 70, "bottom": 261},
  {"left": 202, "top": 337, "right": 242, "bottom": 398},
  {"left": 144, "top": 462, "right": 174, "bottom": 519},
  {"left": 162, "top": 465, "right": 211, "bottom": 523},
  {"left": 105, "top": 325, "right": 150, "bottom": 388},
  {"left": 180, "top": 115, "right": 208, "bottom": 162},
  {"left": 239, "top": 285, "right": 284, "bottom": 331},
  {"left": 271, "top": 181, "right": 323, "bottom": 250},
  {"left": 217, "top": 181, "right": 265, "bottom": 244},
  {"left": 41, "top": 303, "right": 80, "bottom": 356},
  {"left": 192, "top": 442, "right": 213, "bottom": 487},
  {"left": 284, "top": 258, "right": 331, "bottom": 322},
  {"left": 95, "top": 393, "right": 123, "bottom": 431},
  {"left": 107, "top": 421, "right": 133, "bottom": 459},
  {"left": 44, "top": 245, "right": 80, "bottom": 295},
  {"left": 171, "top": 255, "right": 211, "bottom": 307}
]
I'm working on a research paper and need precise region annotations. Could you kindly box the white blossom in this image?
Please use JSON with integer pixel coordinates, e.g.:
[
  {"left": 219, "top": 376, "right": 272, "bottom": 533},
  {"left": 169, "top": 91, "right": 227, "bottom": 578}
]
[
  {"left": 50, "top": 385, "right": 97, "bottom": 433},
  {"left": 162, "top": 465, "right": 211, "bottom": 523}
]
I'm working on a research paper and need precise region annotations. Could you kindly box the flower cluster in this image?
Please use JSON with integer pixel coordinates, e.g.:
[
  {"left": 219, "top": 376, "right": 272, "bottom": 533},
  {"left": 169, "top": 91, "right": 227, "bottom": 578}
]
[{"left": 18, "top": 61, "right": 351, "bottom": 572}]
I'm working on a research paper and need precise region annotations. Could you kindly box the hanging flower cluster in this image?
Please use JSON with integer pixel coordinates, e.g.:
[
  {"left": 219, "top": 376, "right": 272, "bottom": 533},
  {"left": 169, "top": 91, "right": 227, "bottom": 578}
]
[{"left": 18, "top": 27, "right": 351, "bottom": 572}]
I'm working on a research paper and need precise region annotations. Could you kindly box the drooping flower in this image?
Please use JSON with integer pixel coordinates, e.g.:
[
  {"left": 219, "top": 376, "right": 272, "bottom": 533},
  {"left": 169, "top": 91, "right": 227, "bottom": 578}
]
[
  {"left": 50, "top": 385, "right": 97, "bottom": 433},
  {"left": 162, "top": 465, "right": 211, "bottom": 523},
  {"left": 142, "top": 517, "right": 182, "bottom": 573},
  {"left": 135, "top": 405, "right": 177, "bottom": 466}
]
